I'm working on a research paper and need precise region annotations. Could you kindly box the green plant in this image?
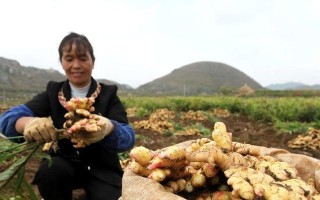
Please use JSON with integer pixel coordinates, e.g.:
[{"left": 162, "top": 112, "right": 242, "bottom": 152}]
[
  {"left": 204, "top": 112, "right": 219, "bottom": 124},
  {"left": 190, "top": 122, "right": 211, "bottom": 137},
  {"left": 274, "top": 120, "right": 311, "bottom": 134},
  {"left": 136, "top": 107, "right": 150, "bottom": 118},
  {"left": 172, "top": 121, "right": 183, "bottom": 131},
  {"left": 118, "top": 152, "right": 129, "bottom": 161},
  {"left": 0, "top": 135, "right": 50, "bottom": 200}
]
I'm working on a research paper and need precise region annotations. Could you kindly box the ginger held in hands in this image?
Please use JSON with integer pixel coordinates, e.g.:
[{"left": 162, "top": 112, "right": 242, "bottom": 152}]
[
  {"left": 67, "top": 114, "right": 114, "bottom": 148},
  {"left": 62, "top": 97, "right": 114, "bottom": 148}
]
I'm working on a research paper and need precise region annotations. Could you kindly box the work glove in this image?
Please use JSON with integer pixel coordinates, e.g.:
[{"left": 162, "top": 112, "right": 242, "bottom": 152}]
[
  {"left": 69, "top": 115, "right": 114, "bottom": 148},
  {"left": 23, "top": 117, "right": 57, "bottom": 143}
]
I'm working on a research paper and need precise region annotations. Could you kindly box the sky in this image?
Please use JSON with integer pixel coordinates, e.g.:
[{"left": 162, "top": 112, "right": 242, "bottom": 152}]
[{"left": 0, "top": 0, "right": 319, "bottom": 88}]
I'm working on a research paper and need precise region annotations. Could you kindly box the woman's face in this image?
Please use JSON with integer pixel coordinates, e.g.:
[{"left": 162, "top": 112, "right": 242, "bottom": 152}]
[{"left": 61, "top": 43, "right": 94, "bottom": 87}]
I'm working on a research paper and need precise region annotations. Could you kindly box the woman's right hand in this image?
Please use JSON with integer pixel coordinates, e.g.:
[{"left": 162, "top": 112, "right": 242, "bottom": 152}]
[{"left": 23, "top": 117, "right": 57, "bottom": 143}]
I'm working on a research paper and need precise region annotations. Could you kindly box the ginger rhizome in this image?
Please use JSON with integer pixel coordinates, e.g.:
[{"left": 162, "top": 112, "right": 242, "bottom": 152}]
[
  {"left": 62, "top": 97, "right": 105, "bottom": 148},
  {"left": 128, "top": 121, "right": 320, "bottom": 200}
]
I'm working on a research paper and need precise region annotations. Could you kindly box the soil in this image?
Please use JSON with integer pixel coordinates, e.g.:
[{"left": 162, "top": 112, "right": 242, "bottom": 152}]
[{"left": 23, "top": 113, "right": 319, "bottom": 199}]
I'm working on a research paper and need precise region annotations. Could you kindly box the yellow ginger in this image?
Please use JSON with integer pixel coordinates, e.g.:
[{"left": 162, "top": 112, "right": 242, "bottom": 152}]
[
  {"left": 147, "top": 168, "right": 171, "bottom": 182},
  {"left": 165, "top": 178, "right": 187, "bottom": 193},
  {"left": 127, "top": 121, "right": 320, "bottom": 199},
  {"left": 232, "top": 142, "right": 261, "bottom": 156},
  {"left": 128, "top": 160, "right": 152, "bottom": 177},
  {"left": 254, "top": 160, "right": 298, "bottom": 181},
  {"left": 61, "top": 97, "right": 108, "bottom": 148},
  {"left": 129, "top": 146, "right": 155, "bottom": 166},
  {"left": 147, "top": 145, "right": 187, "bottom": 170},
  {"left": 212, "top": 122, "right": 232, "bottom": 152},
  {"left": 64, "top": 97, "right": 95, "bottom": 112},
  {"left": 191, "top": 170, "right": 207, "bottom": 188},
  {"left": 225, "top": 167, "right": 274, "bottom": 199},
  {"left": 158, "top": 145, "right": 186, "bottom": 161}
]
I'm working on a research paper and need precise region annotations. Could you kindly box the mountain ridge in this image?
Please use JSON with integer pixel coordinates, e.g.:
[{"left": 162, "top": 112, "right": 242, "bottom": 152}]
[
  {"left": 136, "top": 61, "right": 264, "bottom": 95},
  {"left": 265, "top": 81, "right": 320, "bottom": 90},
  {"left": 1, "top": 57, "right": 319, "bottom": 97},
  {"left": 0, "top": 57, "right": 134, "bottom": 94}
]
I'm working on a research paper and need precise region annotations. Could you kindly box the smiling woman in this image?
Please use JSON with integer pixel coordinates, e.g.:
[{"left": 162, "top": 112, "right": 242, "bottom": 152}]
[
  {"left": 0, "top": 32, "right": 135, "bottom": 200},
  {"left": 59, "top": 33, "right": 95, "bottom": 88}
]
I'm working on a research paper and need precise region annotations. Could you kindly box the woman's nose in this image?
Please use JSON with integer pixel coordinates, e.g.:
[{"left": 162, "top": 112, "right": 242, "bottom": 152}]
[{"left": 72, "top": 59, "right": 81, "bottom": 68}]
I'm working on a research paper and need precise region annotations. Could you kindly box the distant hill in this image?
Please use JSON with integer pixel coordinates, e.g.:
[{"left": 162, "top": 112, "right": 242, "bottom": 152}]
[
  {"left": 0, "top": 57, "right": 134, "bottom": 95},
  {"left": 265, "top": 82, "right": 320, "bottom": 90},
  {"left": 136, "top": 61, "right": 264, "bottom": 95},
  {"left": 0, "top": 57, "right": 65, "bottom": 93},
  {"left": 5, "top": 56, "right": 319, "bottom": 97}
]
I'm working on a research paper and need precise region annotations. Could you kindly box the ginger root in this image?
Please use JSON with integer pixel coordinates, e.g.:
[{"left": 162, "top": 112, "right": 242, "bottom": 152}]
[
  {"left": 61, "top": 97, "right": 106, "bottom": 148},
  {"left": 211, "top": 122, "right": 232, "bottom": 152},
  {"left": 128, "top": 121, "right": 320, "bottom": 199}
]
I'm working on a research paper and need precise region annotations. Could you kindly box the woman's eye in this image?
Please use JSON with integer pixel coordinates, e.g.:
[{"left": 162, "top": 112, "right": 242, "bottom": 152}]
[
  {"left": 63, "top": 56, "right": 73, "bottom": 62},
  {"left": 80, "top": 57, "right": 88, "bottom": 61}
]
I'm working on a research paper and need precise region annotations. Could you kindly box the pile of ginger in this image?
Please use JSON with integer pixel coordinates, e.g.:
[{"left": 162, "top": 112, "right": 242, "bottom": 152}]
[{"left": 128, "top": 122, "right": 320, "bottom": 200}]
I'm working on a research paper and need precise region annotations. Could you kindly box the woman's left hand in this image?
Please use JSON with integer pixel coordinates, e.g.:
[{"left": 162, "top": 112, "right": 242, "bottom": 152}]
[{"left": 70, "top": 115, "right": 114, "bottom": 148}]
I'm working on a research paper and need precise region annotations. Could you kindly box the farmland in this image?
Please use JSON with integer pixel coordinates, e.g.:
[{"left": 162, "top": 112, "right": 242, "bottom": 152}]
[
  {"left": 122, "top": 96, "right": 320, "bottom": 156},
  {"left": 1, "top": 95, "right": 320, "bottom": 199}
]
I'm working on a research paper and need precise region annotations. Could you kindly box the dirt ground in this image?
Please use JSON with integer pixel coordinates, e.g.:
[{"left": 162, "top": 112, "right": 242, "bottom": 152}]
[{"left": 23, "top": 113, "right": 319, "bottom": 199}]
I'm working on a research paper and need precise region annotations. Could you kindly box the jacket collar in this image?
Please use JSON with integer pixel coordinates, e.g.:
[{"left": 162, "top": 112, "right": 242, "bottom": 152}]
[{"left": 61, "top": 77, "right": 97, "bottom": 100}]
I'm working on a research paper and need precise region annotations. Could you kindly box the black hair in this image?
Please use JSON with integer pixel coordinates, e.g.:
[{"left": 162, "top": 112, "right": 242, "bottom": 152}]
[{"left": 58, "top": 32, "right": 95, "bottom": 63}]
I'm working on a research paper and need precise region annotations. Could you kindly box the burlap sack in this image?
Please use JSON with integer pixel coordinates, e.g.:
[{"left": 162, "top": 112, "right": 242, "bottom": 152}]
[
  {"left": 121, "top": 141, "right": 320, "bottom": 200},
  {"left": 121, "top": 169, "right": 186, "bottom": 200}
]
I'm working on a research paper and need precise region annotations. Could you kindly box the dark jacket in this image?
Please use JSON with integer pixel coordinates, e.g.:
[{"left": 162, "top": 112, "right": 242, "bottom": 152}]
[{"left": 25, "top": 78, "right": 127, "bottom": 186}]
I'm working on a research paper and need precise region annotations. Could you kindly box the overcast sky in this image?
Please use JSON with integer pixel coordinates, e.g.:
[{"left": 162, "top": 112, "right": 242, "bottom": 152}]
[{"left": 0, "top": 0, "right": 319, "bottom": 88}]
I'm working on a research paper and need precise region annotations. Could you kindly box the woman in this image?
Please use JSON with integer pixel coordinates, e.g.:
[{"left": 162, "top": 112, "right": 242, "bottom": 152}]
[{"left": 0, "top": 32, "right": 135, "bottom": 200}]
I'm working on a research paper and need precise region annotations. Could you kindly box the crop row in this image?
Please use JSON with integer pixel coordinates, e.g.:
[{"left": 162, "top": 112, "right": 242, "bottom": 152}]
[{"left": 121, "top": 96, "right": 320, "bottom": 133}]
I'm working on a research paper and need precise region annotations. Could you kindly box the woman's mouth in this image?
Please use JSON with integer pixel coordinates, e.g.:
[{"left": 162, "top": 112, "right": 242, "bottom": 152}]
[{"left": 71, "top": 72, "right": 83, "bottom": 77}]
